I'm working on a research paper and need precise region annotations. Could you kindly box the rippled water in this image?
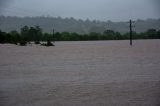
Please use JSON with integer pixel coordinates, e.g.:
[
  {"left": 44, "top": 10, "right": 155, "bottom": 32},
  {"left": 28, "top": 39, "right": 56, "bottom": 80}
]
[{"left": 0, "top": 40, "right": 160, "bottom": 106}]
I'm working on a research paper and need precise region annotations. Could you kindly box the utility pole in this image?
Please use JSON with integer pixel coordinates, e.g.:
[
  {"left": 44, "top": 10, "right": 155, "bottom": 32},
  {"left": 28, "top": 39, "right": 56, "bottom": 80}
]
[
  {"left": 53, "top": 28, "right": 55, "bottom": 43},
  {"left": 129, "top": 20, "right": 133, "bottom": 46}
]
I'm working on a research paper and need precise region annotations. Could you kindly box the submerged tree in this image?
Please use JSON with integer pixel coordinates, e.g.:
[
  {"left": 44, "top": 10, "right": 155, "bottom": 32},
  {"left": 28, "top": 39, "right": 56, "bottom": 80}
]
[
  {"left": 21, "top": 25, "right": 43, "bottom": 42},
  {"left": 21, "top": 26, "right": 29, "bottom": 41}
]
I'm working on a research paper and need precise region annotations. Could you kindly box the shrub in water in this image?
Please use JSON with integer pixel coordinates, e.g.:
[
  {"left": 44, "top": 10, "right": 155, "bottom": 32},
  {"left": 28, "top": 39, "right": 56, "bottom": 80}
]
[
  {"left": 19, "top": 41, "right": 27, "bottom": 46},
  {"left": 34, "top": 41, "right": 40, "bottom": 44}
]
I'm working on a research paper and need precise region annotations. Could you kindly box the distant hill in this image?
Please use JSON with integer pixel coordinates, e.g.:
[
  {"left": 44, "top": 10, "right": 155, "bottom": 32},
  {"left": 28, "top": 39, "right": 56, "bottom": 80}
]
[{"left": 0, "top": 16, "right": 160, "bottom": 34}]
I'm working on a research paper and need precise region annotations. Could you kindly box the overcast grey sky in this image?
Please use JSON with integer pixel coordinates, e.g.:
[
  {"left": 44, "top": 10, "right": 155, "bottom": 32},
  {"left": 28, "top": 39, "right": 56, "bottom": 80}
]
[{"left": 0, "top": 0, "right": 159, "bottom": 21}]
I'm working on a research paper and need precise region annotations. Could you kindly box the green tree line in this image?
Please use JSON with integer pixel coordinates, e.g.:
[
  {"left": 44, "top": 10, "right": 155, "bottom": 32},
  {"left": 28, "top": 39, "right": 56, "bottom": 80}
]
[{"left": 0, "top": 26, "right": 160, "bottom": 44}]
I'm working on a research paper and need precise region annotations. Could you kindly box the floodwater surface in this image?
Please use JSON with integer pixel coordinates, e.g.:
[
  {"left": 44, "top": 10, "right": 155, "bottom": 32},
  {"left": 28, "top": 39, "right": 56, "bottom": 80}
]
[{"left": 0, "top": 40, "right": 160, "bottom": 106}]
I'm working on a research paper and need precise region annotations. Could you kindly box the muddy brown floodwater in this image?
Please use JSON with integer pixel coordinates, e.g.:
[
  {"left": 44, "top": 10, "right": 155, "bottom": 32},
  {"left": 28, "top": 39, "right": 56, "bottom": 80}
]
[{"left": 0, "top": 40, "right": 160, "bottom": 106}]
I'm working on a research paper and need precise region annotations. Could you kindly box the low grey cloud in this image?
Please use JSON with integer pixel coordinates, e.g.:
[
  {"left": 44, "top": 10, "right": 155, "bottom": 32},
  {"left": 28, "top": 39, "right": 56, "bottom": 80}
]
[{"left": 0, "top": 0, "right": 159, "bottom": 21}]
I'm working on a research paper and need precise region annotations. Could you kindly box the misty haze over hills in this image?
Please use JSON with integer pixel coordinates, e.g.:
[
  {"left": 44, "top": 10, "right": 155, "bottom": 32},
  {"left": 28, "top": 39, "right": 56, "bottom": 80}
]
[{"left": 0, "top": 16, "right": 160, "bottom": 34}]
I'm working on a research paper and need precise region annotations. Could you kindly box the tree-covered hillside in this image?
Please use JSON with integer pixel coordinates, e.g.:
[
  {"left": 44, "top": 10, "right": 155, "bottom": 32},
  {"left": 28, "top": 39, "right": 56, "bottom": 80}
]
[{"left": 0, "top": 16, "right": 160, "bottom": 34}]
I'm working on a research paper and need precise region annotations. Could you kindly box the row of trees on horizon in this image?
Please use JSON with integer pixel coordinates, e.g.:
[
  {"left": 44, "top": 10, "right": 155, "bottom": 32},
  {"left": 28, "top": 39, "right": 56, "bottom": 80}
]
[{"left": 0, "top": 25, "right": 160, "bottom": 44}]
